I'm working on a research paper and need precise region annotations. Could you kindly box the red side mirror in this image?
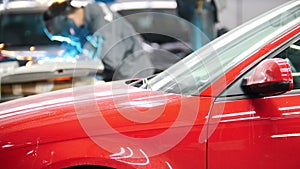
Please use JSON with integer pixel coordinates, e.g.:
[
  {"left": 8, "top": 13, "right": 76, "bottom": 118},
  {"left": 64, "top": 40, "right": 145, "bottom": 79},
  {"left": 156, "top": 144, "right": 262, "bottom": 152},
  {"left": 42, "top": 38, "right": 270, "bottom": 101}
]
[{"left": 243, "top": 58, "right": 293, "bottom": 95}]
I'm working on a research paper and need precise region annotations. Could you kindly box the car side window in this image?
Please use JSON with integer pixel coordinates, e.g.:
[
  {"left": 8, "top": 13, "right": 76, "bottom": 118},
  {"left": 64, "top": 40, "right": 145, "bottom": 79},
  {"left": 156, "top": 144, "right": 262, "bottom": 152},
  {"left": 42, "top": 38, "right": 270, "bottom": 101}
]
[
  {"left": 276, "top": 40, "right": 300, "bottom": 89},
  {"left": 0, "top": 13, "right": 58, "bottom": 46},
  {"left": 220, "top": 37, "right": 300, "bottom": 98}
]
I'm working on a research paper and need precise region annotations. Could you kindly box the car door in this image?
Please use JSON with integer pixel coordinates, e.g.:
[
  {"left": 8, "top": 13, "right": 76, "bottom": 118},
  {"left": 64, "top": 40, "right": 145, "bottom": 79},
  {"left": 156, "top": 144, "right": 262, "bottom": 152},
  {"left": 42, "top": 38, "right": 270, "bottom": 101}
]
[{"left": 207, "top": 37, "right": 300, "bottom": 169}]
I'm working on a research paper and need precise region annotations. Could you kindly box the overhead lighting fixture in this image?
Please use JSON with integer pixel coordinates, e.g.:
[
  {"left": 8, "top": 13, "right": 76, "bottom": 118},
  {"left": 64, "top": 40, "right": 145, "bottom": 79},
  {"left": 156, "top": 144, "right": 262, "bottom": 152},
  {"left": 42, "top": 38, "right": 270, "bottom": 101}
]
[
  {"left": 110, "top": 1, "right": 177, "bottom": 11},
  {"left": 4, "top": 1, "right": 40, "bottom": 9}
]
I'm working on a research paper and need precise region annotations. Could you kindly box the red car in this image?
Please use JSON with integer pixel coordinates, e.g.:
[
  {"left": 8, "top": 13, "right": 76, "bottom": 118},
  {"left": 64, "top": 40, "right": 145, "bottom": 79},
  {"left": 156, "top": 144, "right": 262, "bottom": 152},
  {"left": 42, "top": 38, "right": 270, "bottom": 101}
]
[{"left": 0, "top": 1, "right": 300, "bottom": 168}]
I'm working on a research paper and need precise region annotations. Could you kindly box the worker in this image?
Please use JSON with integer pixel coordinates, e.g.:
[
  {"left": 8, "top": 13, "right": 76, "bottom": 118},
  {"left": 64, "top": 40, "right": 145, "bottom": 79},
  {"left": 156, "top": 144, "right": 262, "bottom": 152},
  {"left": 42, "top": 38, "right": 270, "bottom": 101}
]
[
  {"left": 176, "top": 0, "right": 219, "bottom": 50},
  {"left": 43, "top": 0, "right": 154, "bottom": 81}
]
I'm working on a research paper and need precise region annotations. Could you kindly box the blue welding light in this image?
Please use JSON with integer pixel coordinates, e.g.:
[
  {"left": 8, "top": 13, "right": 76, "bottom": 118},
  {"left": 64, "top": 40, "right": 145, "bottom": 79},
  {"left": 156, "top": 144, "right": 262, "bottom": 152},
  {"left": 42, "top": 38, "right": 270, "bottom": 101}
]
[
  {"left": 50, "top": 35, "right": 72, "bottom": 44},
  {"left": 94, "top": 0, "right": 115, "bottom": 3}
]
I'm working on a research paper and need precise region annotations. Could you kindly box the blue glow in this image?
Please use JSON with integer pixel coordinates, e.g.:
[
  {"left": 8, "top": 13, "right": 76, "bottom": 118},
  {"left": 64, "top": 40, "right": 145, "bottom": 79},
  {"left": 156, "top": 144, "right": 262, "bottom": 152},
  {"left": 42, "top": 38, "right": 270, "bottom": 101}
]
[
  {"left": 50, "top": 35, "right": 72, "bottom": 44},
  {"left": 42, "top": 25, "right": 83, "bottom": 61},
  {"left": 95, "top": 0, "right": 115, "bottom": 3},
  {"left": 36, "top": 53, "right": 78, "bottom": 64}
]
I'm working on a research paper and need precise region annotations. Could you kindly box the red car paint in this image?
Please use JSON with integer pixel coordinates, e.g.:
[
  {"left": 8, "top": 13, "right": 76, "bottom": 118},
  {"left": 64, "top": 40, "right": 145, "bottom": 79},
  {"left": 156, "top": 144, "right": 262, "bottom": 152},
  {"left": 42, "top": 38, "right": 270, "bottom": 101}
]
[{"left": 1, "top": 1, "right": 300, "bottom": 169}]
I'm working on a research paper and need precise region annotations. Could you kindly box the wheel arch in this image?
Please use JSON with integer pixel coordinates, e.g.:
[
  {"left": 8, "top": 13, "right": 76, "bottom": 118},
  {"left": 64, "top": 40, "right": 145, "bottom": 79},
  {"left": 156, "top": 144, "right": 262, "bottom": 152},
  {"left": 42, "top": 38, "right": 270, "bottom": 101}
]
[{"left": 42, "top": 157, "right": 135, "bottom": 169}]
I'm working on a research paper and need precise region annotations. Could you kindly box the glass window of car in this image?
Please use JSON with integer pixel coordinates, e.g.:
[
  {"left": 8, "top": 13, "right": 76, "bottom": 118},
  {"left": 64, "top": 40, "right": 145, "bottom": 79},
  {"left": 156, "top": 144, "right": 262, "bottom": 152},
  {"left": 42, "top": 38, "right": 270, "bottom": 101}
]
[
  {"left": 0, "top": 10, "right": 60, "bottom": 46},
  {"left": 220, "top": 37, "right": 300, "bottom": 98},
  {"left": 143, "top": 1, "right": 300, "bottom": 96}
]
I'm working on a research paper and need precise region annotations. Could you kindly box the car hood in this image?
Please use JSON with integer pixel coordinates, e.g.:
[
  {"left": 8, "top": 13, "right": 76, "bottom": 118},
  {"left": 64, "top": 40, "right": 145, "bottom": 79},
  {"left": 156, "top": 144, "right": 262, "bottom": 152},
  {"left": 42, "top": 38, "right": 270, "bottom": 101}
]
[
  {"left": 0, "top": 80, "right": 198, "bottom": 151},
  {"left": 1, "top": 45, "right": 66, "bottom": 62}
]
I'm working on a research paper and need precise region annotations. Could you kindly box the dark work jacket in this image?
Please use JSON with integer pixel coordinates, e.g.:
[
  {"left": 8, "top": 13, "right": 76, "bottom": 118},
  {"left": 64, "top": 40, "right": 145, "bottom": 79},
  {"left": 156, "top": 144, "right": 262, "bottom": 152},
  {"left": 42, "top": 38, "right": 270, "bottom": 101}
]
[{"left": 83, "top": 3, "right": 154, "bottom": 81}]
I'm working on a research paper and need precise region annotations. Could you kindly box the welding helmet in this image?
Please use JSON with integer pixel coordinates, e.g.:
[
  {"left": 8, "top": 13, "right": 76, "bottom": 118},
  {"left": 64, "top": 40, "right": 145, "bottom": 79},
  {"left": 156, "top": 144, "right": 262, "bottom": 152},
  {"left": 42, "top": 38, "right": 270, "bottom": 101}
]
[
  {"left": 43, "top": 0, "right": 75, "bottom": 35},
  {"left": 42, "top": 0, "right": 91, "bottom": 52}
]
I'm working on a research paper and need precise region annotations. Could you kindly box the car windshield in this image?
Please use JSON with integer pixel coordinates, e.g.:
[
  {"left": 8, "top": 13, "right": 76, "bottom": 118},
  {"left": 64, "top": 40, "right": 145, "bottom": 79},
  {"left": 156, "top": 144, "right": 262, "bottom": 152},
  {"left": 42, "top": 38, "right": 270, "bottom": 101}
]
[
  {"left": 0, "top": 11, "right": 60, "bottom": 46},
  {"left": 143, "top": 0, "right": 300, "bottom": 96}
]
